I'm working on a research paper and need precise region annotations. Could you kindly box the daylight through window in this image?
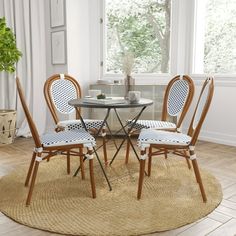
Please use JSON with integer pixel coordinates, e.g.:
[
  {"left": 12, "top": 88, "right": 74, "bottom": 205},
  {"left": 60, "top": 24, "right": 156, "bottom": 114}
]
[
  {"left": 193, "top": 0, "right": 236, "bottom": 74},
  {"left": 104, "top": 0, "right": 171, "bottom": 74}
]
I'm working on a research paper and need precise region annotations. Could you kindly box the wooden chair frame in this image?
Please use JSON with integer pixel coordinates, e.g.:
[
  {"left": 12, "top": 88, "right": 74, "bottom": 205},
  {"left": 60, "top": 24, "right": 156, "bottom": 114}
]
[
  {"left": 126, "top": 74, "right": 195, "bottom": 162},
  {"left": 16, "top": 77, "right": 96, "bottom": 206},
  {"left": 137, "top": 77, "right": 214, "bottom": 202},
  {"left": 44, "top": 74, "right": 108, "bottom": 164}
]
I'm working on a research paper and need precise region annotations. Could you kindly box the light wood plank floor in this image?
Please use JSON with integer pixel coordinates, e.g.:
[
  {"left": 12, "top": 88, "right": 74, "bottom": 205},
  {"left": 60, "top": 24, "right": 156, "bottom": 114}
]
[{"left": 0, "top": 137, "right": 236, "bottom": 236}]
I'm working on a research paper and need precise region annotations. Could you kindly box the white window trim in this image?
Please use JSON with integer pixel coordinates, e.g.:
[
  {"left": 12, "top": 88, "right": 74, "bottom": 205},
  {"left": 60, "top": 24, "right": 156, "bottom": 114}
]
[{"left": 99, "top": 0, "right": 186, "bottom": 84}]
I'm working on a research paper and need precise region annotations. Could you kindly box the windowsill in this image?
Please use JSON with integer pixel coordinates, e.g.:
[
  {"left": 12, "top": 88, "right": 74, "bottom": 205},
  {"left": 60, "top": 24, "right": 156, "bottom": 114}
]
[
  {"left": 100, "top": 73, "right": 236, "bottom": 86},
  {"left": 102, "top": 73, "right": 173, "bottom": 85}
]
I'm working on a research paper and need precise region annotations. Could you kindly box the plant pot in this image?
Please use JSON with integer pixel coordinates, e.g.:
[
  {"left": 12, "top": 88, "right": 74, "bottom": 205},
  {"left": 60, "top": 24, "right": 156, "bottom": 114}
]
[{"left": 0, "top": 109, "right": 17, "bottom": 144}]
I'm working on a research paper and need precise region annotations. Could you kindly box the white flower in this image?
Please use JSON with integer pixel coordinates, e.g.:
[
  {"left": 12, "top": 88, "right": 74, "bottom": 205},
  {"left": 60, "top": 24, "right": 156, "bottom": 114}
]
[{"left": 121, "top": 52, "right": 134, "bottom": 76}]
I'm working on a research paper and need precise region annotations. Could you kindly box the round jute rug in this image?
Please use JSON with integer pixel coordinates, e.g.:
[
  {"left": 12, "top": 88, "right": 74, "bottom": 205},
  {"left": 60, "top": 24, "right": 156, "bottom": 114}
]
[{"left": 0, "top": 156, "right": 222, "bottom": 236}]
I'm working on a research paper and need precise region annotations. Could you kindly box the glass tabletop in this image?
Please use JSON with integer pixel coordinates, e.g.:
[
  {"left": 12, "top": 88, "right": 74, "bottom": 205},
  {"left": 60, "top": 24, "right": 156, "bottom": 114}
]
[{"left": 68, "top": 98, "right": 153, "bottom": 109}]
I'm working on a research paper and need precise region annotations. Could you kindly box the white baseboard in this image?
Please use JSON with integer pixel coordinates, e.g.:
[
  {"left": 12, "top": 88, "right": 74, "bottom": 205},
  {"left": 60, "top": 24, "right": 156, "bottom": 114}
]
[{"left": 182, "top": 127, "right": 236, "bottom": 147}]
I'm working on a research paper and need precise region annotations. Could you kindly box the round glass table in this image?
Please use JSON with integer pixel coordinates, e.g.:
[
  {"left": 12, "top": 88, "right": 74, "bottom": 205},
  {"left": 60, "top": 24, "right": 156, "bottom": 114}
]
[{"left": 68, "top": 98, "right": 154, "bottom": 190}]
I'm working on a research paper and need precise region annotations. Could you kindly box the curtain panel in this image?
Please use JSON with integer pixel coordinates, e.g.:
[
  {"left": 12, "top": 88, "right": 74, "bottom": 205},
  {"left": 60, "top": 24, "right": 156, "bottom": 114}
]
[{"left": 0, "top": 0, "right": 47, "bottom": 136}]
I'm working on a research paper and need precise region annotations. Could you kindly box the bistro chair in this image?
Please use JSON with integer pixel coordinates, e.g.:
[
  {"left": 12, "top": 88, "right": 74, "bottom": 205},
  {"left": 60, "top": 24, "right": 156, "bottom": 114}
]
[
  {"left": 125, "top": 75, "right": 195, "bottom": 163},
  {"left": 16, "top": 77, "right": 96, "bottom": 206},
  {"left": 136, "top": 77, "right": 214, "bottom": 202},
  {"left": 44, "top": 74, "right": 108, "bottom": 164}
]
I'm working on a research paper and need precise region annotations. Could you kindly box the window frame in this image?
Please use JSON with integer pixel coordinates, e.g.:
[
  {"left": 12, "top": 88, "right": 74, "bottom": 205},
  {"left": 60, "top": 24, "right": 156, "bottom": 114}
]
[
  {"left": 91, "top": 0, "right": 235, "bottom": 86},
  {"left": 190, "top": 0, "right": 236, "bottom": 77},
  {"left": 99, "top": 0, "right": 181, "bottom": 82}
]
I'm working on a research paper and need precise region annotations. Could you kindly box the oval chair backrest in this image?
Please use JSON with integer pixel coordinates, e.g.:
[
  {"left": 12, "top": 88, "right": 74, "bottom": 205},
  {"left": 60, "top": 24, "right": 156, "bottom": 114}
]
[
  {"left": 44, "top": 74, "right": 82, "bottom": 124},
  {"left": 16, "top": 77, "right": 42, "bottom": 148},
  {"left": 188, "top": 77, "right": 214, "bottom": 145},
  {"left": 50, "top": 75, "right": 78, "bottom": 114},
  {"left": 162, "top": 75, "right": 194, "bottom": 129}
]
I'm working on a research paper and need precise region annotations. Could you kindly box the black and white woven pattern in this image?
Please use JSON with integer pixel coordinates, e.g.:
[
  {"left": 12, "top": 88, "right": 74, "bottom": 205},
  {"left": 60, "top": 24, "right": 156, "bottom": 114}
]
[
  {"left": 126, "top": 120, "right": 176, "bottom": 130},
  {"left": 167, "top": 79, "right": 189, "bottom": 116},
  {"left": 41, "top": 130, "right": 96, "bottom": 147},
  {"left": 50, "top": 79, "right": 77, "bottom": 114},
  {"left": 58, "top": 119, "right": 106, "bottom": 131},
  {"left": 138, "top": 129, "right": 191, "bottom": 146}
]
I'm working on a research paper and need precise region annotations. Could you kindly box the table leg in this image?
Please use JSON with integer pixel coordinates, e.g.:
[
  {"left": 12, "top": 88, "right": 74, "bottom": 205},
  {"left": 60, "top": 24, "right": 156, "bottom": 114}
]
[
  {"left": 73, "top": 110, "right": 112, "bottom": 191},
  {"left": 109, "top": 106, "right": 147, "bottom": 165}
]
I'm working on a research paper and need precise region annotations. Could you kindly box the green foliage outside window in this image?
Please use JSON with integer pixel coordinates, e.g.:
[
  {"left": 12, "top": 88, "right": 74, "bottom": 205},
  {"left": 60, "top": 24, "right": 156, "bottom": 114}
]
[
  {"left": 105, "top": 0, "right": 171, "bottom": 74},
  {"left": 204, "top": 0, "right": 236, "bottom": 74}
]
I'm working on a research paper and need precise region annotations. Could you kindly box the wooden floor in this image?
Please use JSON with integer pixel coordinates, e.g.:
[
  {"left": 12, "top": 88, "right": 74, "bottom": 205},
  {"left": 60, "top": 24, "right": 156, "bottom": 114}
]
[{"left": 0, "top": 137, "right": 236, "bottom": 236}]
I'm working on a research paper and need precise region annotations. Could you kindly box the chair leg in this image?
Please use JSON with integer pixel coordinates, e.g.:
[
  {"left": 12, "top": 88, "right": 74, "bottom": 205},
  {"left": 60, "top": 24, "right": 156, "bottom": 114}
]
[
  {"left": 137, "top": 159, "right": 146, "bottom": 199},
  {"left": 25, "top": 151, "right": 36, "bottom": 187},
  {"left": 102, "top": 128, "right": 108, "bottom": 165},
  {"left": 184, "top": 150, "right": 191, "bottom": 169},
  {"left": 164, "top": 148, "right": 168, "bottom": 159},
  {"left": 191, "top": 157, "right": 199, "bottom": 183},
  {"left": 191, "top": 158, "right": 207, "bottom": 203},
  {"left": 147, "top": 147, "right": 152, "bottom": 177},
  {"left": 67, "top": 151, "right": 70, "bottom": 174},
  {"left": 137, "top": 149, "right": 146, "bottom": 200},
  {"left": 125, "top": 128, "right": 131, "bottom": 164},
  {"left": 26, "top": 155, "right": 41, "bottom": 206},
  {"left": 89, "top": 159, "right": 96, "bottom": 198},
  {"left": 79, "top": 147, "right": 85, "bottom": 180},
  {"left": 125, "top": 139, "right": 131, "bottom": 164}
]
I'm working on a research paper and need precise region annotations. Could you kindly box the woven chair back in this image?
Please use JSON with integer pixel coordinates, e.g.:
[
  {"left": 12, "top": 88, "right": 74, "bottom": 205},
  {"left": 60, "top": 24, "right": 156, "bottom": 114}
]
[
  {"left": 162, "top": 75, "right": 195, "bottom": 129},
  {"left": 44, "top": 74, "right": 82, "bottom": 124}
]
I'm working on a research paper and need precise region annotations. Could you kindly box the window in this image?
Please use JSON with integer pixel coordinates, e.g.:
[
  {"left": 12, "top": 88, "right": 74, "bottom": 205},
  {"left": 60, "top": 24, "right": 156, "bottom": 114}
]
[
  {"left": 99, "top": 0, "right": 235, "bottom": 79},
  {"left": 193, "top": 0, "right": 236, "bottom": 74},
  {"left": 103, "top": 0, "right": 171, "bottom": 75}
]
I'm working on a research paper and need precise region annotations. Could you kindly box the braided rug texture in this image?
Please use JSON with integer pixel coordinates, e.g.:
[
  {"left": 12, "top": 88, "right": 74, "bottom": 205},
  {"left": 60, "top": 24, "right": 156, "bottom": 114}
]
[{"left": 0, "top": 156, "right": 222, "bottom": 236}]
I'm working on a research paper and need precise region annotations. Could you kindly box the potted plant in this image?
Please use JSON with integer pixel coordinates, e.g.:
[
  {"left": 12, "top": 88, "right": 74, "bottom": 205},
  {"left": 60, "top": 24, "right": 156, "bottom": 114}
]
[{"left": 0, "top": 17, "right": 22, "bottom": 144}]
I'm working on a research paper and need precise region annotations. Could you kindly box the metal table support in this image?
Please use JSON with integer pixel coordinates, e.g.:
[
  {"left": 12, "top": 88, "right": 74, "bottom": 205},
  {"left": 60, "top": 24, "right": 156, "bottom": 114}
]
[{"left": 68, "top": 98, "right": 153, "bottom": 191}]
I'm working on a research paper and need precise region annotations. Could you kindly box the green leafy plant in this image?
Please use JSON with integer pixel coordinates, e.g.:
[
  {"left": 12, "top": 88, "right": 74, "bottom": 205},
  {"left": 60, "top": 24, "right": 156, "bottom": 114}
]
[
  {"left": 97, "top": 93, "right": 106, "bottom": 99},
  {"left": 0, "top": 17, "right": 22, "bottom": 73}
]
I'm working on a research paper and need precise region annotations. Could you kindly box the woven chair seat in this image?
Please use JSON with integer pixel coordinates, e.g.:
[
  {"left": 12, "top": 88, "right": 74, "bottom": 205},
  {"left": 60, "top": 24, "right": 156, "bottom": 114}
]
[
  {"left": 41, "top": 130, "right": 96, "bottom": 147},
  {"left": 127, "top": 119, "right": 176, "bottom": 130},
  {"left": 138, "top": 129, "right": 191, "bottom": 146},
  {"left": 58, "top": 119, "right": 106, "bottom": 131}
]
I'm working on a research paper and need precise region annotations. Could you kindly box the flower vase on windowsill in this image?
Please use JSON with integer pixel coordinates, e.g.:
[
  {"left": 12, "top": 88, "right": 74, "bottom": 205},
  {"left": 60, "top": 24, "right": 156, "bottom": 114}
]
[
  {"left": 122, "top": 52, "right": 135, "bottom": 100},
  {"left": 124, "top": 75, "right": 135, "bottom": 100}
]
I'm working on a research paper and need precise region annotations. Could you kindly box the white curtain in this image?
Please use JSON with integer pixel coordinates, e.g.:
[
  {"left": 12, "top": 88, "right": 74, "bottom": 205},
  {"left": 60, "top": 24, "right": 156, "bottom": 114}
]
[{"left": 0, "top": 0, "right": 47, "bottom": 136}]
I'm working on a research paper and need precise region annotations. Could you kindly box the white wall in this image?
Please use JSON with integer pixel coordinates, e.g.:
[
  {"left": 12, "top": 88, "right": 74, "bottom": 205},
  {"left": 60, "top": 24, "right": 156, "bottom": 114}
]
[
  {"left": 44, "top": 0, "right": 68, "bottom": 77},
  {"left": 89, "top": 0, "right": 101, "bottom": 84},
  {"left": 66, "top": 0, "right": 91, "bottom": 95},
  {"left": 44, "top": 0, "right": 68, "bottom": 131}
]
